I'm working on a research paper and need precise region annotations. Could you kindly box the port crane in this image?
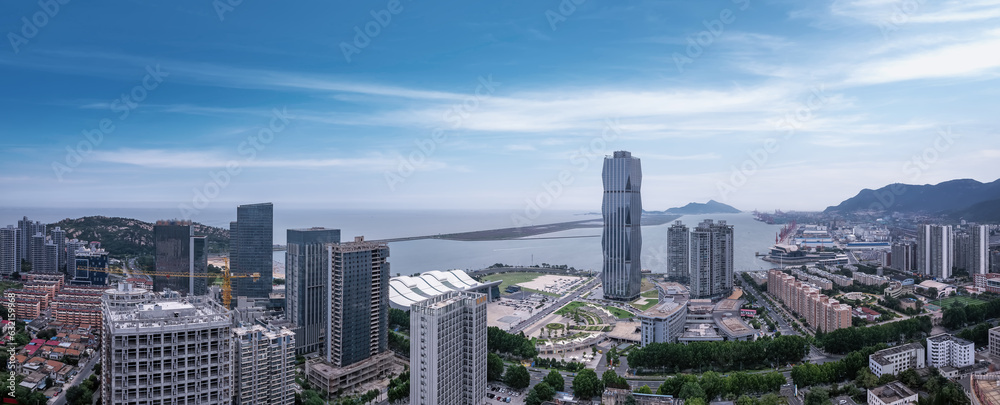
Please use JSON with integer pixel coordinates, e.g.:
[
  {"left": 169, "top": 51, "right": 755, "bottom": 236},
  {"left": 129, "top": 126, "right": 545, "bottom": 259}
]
[{"left": 83, "top": 257, "right": 258, "bottom": 308}]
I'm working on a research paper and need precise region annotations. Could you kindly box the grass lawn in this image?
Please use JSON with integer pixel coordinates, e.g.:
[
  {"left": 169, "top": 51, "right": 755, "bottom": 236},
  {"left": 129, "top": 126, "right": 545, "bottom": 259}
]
[
  {"left": 641, "top": 289, "right": 659, "bottom": 298},
  {"left": 604, "top": 306, "right": 634, "bottom": 319},
  {"left": 0, "top": 281, "right": 23, "bottom": 295},
  {"left": 555, "top": 301, "right": 589, "bottom": 315},
  {"left": 930, "top": 296, "right": 986, "bottom": 309},
  {"left": 522, "top": 287, "right": 560, "bottom": 297},
  {"left": 632, "top": 298, "right": 659, "bottom": 311},
  {"left": 481, "top": 272, "right": 547, "bottom": 294}
]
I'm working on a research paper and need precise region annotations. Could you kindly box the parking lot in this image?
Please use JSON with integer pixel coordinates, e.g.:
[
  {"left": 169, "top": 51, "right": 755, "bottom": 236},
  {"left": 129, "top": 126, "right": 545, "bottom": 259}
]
[{"left": 486, "top": 383, "right": 525, "bottom": 405}]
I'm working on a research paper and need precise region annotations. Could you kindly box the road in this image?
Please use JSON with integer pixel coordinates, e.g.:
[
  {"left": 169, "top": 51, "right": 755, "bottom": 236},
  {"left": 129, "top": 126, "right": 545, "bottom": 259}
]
[
  {"left": 741, "top": 280, "right": 797, "bottom": 336},
  {"left": 510, "top": 278, "right": 601, "bottom": 334},
  {"left": 51, "top": 352, "right": 99, "bottom": 405}
]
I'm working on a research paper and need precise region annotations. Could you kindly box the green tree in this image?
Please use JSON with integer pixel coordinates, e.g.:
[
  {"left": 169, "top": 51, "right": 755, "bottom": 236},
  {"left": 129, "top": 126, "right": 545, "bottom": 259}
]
[
  {"left": 525, "top": 390, "right": 542, "bottom": 405},
  {"left": 686, "top": 398, "right": 708, "bottom": 405},
  {"left": 37, "top": 328, "right": 57, "bottom": 340},
  {"left": 679, "top": 382, "right": 707, "bottom": 401},
  {"left": 899, "top": 368, "right": 921, "bottom": 388},
  {"left": 572, "top": 369, "right": 604, "bottom": 399},
  {"left": 66, "top": 385, "right": 94, "bottom": 405},
  {"left": 877, "top": 373, "right": 897, "bottom": 386},
  {"left": 855, "top": 368, "right": 879, "bottom": 389},
  {"left": 602, "top": 369, "right": 628, "bottom": 389},
  {"left": 544, "top": 369, "right": 565, "bottom": 391},
  {"left": 635, "top": 385, "right": 653, "bottom": 394},
  {"left": 699, "top": 371, "right": 724, "bottom": 401},
  {"left": 504, "top": 365, "right": 530, "bottom": 390},
  {"left": 805, "top": 388, "right": 830, "bottom": 405},
  {"left": 760, "top": 394, "right": 782, "bottom": 405},
  {"left": 487, "top": 353, "right": 505, "bottom": 381},
  {"left": 625, "top": 394, "right": 638, "bottom": 405},
  {"left": 737, "top": 394, "right": 758, "bottom": 405},
  {"left": 533, "top": 382, "right": 556, "bottom": 402}
]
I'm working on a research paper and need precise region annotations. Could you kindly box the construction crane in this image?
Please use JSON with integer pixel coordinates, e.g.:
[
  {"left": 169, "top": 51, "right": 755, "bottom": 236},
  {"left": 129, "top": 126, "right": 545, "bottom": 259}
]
[{"left": 84, "top": 257, "right": 259, "bottom": 308}]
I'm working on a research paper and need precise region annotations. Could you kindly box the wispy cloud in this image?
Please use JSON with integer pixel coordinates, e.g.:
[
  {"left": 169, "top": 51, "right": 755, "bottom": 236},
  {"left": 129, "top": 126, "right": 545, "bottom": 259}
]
[{"left": 88, "top": 149, "right": 448, "bottom": 171}]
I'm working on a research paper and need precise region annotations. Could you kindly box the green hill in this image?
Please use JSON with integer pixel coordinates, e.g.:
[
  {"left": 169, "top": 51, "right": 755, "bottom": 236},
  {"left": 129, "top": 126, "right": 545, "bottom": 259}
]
[{"left": 50, "top": 216, "right": 229, "bottom": 257}]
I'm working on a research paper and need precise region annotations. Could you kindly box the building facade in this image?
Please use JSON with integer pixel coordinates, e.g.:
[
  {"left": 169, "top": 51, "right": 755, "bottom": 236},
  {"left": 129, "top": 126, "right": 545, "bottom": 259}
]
[
  {"left": 153, "top": 221, "right": 208, "bottom": 296},
  {"left": 690, "top": 220, "right": 734, "bottom": 300},
  {"left": 917, "top": 225, "right": 953, "bottom": 279},
  {"left": 989, "top": 326, "right": 1000, "bottom": 359},
  {"left": 286, "top": 227, "right": 340, "bottom": 355},
  {"left": 410, "top": 291, "right": 487, "bottom": 405},
  {"left": 18, "top": 217, "right": 45, "bottom": 267},
  {"left": 667, "top": 221, "right": 689, "bottom": 282},
  {"left": 231, "top": 203, "right": 274, "bottom": 301},
  {"left": 767, "top": 269, "right": 852, "bottom": 332},
  {"left": 101, "top": 289, "right": 233, "bottom": 405},
  {"left": 233, "top": 324, "right": 296, "bottom": 405},
  {"left": 891, "top": 241, "right": 916, "bottom": 273},
  {"left": 50, "top": 226, "right": 66, "bottom": 270},
  {"left": 602, "top": 151, "right": 642, "bottom": 301},
  {"left": 639, "top": 298, "right": 687, "bottom": 346},
  {"left": 327, "top": 237, "right": 389, "bottom": 367},
  {"left": 868, "top": 382, "right": 918, "bottom": 405},
  {"left": 970, "top": 225, "right": 989, "bottom": 275},
  {"left": 0, "top": 225, "right": 17, "bottom": 276},
  {"left": 868, "top": 343, "right": 926, "bottom": 378}
]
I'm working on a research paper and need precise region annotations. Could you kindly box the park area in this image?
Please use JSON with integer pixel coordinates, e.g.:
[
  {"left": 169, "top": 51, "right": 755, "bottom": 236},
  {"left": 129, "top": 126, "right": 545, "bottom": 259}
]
[{"left": 481, "top": 272, "right": 586, "bottom": 297}]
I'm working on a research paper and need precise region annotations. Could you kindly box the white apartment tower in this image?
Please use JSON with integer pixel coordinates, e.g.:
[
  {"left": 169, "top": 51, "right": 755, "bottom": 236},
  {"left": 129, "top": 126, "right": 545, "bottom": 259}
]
[
  {"left": 0, "top": 226, "right": 17, "bottom": 276},
  {"left": 234, "top": 325, "right": 296, "bottom": 405},
  {"left": 917, "top": 224, "right": 953, "bottom": 279},
  {"left": 101, "top": 284, "right": 233, "bottom": 405},
  {"left": 971, "top": 225, "right": 989, "bottom": 275},
  {"left": 927, "top": 334, "right": 974, "bottom": 369},
  {"left": 410, "top": 291, "right": 487, "bottom": 405}
]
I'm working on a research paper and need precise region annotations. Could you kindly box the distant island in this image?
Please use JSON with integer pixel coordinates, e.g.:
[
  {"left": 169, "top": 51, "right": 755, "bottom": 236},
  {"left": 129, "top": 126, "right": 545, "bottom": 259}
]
[{"left": 645, "top": 200, "right": 741, "bottom": 215}]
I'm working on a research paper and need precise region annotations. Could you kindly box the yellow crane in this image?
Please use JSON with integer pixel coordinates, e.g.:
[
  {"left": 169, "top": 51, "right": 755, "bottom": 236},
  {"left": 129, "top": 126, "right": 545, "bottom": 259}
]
[{"left": 84, "top": 257, "right": 259, "bottom": 308}]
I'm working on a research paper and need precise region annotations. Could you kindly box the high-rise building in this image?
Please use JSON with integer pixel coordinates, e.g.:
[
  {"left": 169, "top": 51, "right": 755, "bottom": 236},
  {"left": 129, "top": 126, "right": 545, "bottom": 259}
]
[
  {"left": 231, "top": 203, "right": 273, "bottom": 301},
  {"left": 286, "top": 227, "right": 340, "bottom": 355},
  {"left": 601, "top": 151, "right": 642, "bottom": 301},
  {"left": 50, "top": 226, "right": 66, "bottom": 270},
  {"left": 667, "top": 221, "right": 689, "bottom": 282},
  {"left": 18, "top": 217, "right": 44, "bottom": 267},
  {"left": 971, "top": 225, "right": 989, "bottom": 275},
  {"left": 44, "top": 241, "right": 58, "bottom": 273},
  {"left": 0, "top": 226, "right": 17, "bottom": 276},
  {"left": 690, "top": 219, "right": 734, "bottom": 300},
  {"left": 72, "top": 246, "right": 110, "bottom": 285},
  {"left": 954, "top": 231, "right": 972, "bottom": 273},
  {"left": 30, "top": 232, "right": 46, "bottom": 272},
  {"left": 927, "top": 333, "right": 974, "bottom": 369},
  {"left": 917, "top": 224, "right": 953, "bottom": 279},
  {"left": 327, "top": 236, "right": 389, "bottom": 367},
  {"left": 233, "top": 324, "right": 296, "bottom": 405},
  {"left": 101, "top": 285, "right": 233, "bottom": 405},
  {"left": 154, "top": 221, "right": 208, "bottom": 296},
  {"left": 410, "top": 291, "right": 487, "bottom": 405},
  {"left": 890, "top": 241, "right": 916, "bottom": 272},
  {"left": 66, "top": 239, "right": 84, "bottom": 277}
]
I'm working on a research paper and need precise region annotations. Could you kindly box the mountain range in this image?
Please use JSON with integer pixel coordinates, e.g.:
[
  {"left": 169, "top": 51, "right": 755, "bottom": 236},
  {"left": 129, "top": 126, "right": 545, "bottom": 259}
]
[
  {"left": 50, "top": 216, "right": 230, "bottom": 257},
  {"left": 645, "top": 200, "right": 742, "bottom": 215},
  {"left": 824, "top": 178, "right": 1000, "bottom": 221}
]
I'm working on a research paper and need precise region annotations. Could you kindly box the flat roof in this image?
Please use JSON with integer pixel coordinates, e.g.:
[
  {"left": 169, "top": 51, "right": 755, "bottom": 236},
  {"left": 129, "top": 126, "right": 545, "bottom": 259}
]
[{"left": 871, "top": 381, "right": 916, "bottom": 403}]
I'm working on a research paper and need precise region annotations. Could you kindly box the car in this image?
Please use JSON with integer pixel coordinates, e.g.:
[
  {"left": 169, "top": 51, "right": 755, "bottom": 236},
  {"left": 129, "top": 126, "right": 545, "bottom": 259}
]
[{"left": 839, "top": 400, "right": 847, "bottom": 404}]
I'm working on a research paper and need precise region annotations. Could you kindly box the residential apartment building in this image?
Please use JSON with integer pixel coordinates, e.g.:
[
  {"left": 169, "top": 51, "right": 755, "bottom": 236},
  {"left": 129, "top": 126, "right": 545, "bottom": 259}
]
[
  {"left": 327, "top": 236, "right": 389, "bottom": 368},
  {"left": 927, "top": 334, "right": 974, "bottom": 369},
  {"left": 233, "top": 324, "right": 296, "bottom": 405},
  {"left": 153, "top": 220, "right": 208, "bottom": 296},
  {"left": 101, "top": 285, "right": 233, "bottom": 405},
  {"left": 410, "top": 291, "right": 488, "bottom": 405},
  {"left": 639, "top": 295, "right": 688, "bottom": 346},
  {"left": 868, "top": 381, "right": 918, "bottom": 405},
  {"left": 989, "top": 326, "right": 1000, "bottom": 359},
  {"left": 602, "top": 151, "right": 642, "bottom": 301},
  {"left": 690, "top": 219, "right": 734, "bottom": 300},
  {"left": 666, "top": 221, "right": 689, "bottom": 282},
  {"left": 917, "top": 225, "right": 953, "bottom": 279},
  {"left": 766, "top": 269, "right": 852, "bottom": 332},
  {"left": 231, "top": 202, "right": 274, "bottom": 302},
  {"left": 0, "top": 225, "right": 17, "bottom": 276},
  {"left": 868, "top": 343, "right": 926, "bottom": 378}
]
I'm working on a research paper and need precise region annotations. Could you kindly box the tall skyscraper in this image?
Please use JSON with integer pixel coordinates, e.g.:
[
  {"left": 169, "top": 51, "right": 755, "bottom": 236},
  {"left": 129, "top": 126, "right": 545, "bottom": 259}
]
[
  {"left": 667, "top": 221, "right": 689, "bottom": 281},
  {"left": 154, "top": 221, "right": 208, "bottom": 296},
  {"left": 286, "top": 227, "right": 340, "bottom": 355},
  {"left": 689, "top": 219, "right": 734, "bottom": 300},
  {"left": 327, "top": 236, "right": 388, "bottom": 367},
  {"left": 101, "top": 288, "right": 233, "bottom": 405},
  {"left": 971, "top": 225, "right": 989, "bottom": 275},
  {"left": 233, "top": 324, "right": 296, "bottom": 405},
  {"left": 918, "top": 224, "right": 953, "bottom": 279},
  {"left": 44, "top": 241, "right": 59, "bottom": 273},
  {"left": 601, "top": 150, "right": 642, "bottom": 301},
  {"left": 0, "top": 226, "right": 17, "bottom": 276},
  {"left": 66, "top": 239, "right": 84, "bottom": 277},
  {"left": 50, "top": 226, "right": 66, "bottom": 270},
  {"left": 18, "top": 217, "right": 44, "bottom": 267},
  {"left": 410, "top": 291, "right": 487, "bottom": 405},
  {"left": 31, "top": 233, "right": 47, "bottom": 272},
  {"left": 231, "top": 203, "right": 274, "bottom": 301}
]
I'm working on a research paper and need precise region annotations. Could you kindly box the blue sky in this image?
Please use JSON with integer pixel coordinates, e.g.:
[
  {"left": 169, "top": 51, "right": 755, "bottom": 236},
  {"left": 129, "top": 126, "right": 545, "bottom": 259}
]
[{"left": 1, "top": 0, "right": 999, "bottom": 215}]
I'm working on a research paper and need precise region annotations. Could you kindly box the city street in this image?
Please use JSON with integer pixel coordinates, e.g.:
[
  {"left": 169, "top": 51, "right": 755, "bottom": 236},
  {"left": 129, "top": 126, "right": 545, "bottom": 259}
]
[
  {"left": 51, "top": 352, "right": 99, "bottom": 405},
  {"left": 510, "top": 278, "right": 600, "bottom": 334}
]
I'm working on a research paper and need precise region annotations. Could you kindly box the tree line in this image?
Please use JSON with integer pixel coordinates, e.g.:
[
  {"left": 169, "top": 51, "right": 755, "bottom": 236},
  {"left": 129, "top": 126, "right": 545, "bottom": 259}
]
[
  {"left": 814, "top": 316, "right": 931, "bottom": 354},
  {"left": 627, "top": 335, "right": 809, "bottom": 373},
  {"left": 790, "top": 344, "right": 887, "bottom": 386},
  {"left": 941, "top": 295, "right": 1000, "bottom": 330},
  {"left": 488, "top": 326, "right": 538, "bottom": 359},
  {"left": 656, "top": 371, "right": 787, "bottom": 401}
]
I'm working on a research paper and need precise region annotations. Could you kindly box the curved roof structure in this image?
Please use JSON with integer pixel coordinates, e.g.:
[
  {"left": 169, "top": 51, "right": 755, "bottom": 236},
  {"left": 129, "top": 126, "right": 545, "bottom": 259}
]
[{"left": 389, "top": 270, "right": 500, "bottom": 310}]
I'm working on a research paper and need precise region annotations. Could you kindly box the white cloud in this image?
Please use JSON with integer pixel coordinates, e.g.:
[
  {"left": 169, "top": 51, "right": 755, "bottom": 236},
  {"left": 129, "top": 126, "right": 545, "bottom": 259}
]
[{"left": 88, "top": 149, "right": 447, "bottom": 171}]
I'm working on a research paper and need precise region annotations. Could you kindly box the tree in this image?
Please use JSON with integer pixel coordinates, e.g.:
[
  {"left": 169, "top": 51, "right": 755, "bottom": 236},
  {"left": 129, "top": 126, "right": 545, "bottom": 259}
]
[
  {"left": 686, "top": 398, "right": 708, "bottom": 405},
  {"left": 678, "top": 382, "right": 707, "bottom": 401},
  {"left": 544, "top": 369, "right": 565, "bottom": 391},
  {"left": 66, "top": 385, "right": 93, "bottom": 405},
  {"left": 602, "top": 369, "right": 628, "bottom": 389},
  {"left": 737, "top": 395, "right": 758, "bottom": 405},
  {"left": 36, "top": 328, "right": 57, "bottom": 340},
  {"left": 635, "top": 385, "right": 653, "bottom": 394},
  {"left": 572, "top": 369, "right": 604, "bottom": 399},
  {"left": 94, "top": 362, "right": 102, "bottom": 375},
  {"left": 760, "top": 394, "right": 782, "bottom": 405},
  {"left": 699, "top": 371, "right": 724, "bottom": 401},
  {"left": 504, "top": 365, "right": 530, "bottom": 390},
  {"left": 533, "top": 382, "right": 556, "bottom": 402},
  {"left": 624, "top": 394, "right": 638, "bottom": 405},
  {"left": 877, "top": 373, "right": 897, "bottom": 386},
  {"left": 855, "top": 368, "right": 879, "bottom": 389},
  {"left": 487, "top": 353, "right": 505, "bottom": 381},
  {"left": 899, "top": 368, "right": 921, "bottom": 388},
  {"left": 525, "top": 390, "right": 542, "bottom": 405},
  {"left": 805, "top": 388, "right": 830, "bottom": 405}
]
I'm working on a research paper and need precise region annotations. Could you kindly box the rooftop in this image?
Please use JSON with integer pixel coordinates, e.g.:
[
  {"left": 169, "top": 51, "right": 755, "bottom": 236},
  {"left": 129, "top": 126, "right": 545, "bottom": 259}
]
[
  {"left": 871, "top": 381, "right": 916, "bottom": 403},
  {"left": 105, "top": 296, "right": 230, "bottom": 332},
  {"left": 870, "top": 343, "right": 924, "bottom": 366}
]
